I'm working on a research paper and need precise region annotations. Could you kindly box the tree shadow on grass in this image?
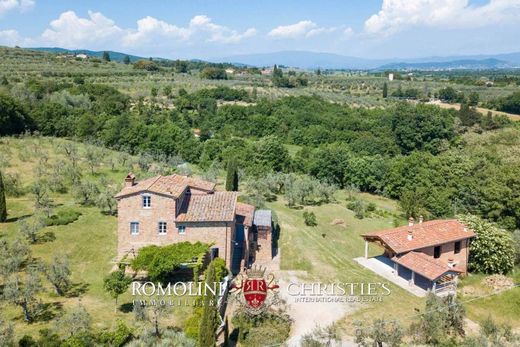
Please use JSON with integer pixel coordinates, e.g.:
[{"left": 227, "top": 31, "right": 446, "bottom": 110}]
[
  {"left": 37, "top": 231, "right": 56, "bottom": 243},
  {"left": 5, "top": 214, "right": 32, "bottom": 223},
  {"left": 119, "top": 302, "right": 134, "bottom": 313},
  {"left": 35, "top": 301, "right": 63, "bottom": 322},
  {"left": 228, "top": 328, "right": 239, "bottom": 347},
  {"left": 65, "top": 282, "right": 89, "bottom": 298}
]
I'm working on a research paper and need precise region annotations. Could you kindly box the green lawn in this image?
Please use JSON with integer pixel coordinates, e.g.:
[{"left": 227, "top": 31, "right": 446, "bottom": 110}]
[
  {"left": 0, "top": 137, "right": 193, "bottom": 340},
  {"left": 267, "top": 194, "right": 427, "bottom": 333},
  {"left": 268, "top": 191, "right": 520, "bottom": 334},
  {"left": 1, "top": 136, "right": 519, "bottom": 340}
]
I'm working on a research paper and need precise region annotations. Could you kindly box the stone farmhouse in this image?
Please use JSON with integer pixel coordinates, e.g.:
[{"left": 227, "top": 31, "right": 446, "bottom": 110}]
[
  {"left": 115, "top": 173, "right": 273, "bottom": 274},
  {"left": 358, "top": 218, "right": 475, "bottom": 296}
]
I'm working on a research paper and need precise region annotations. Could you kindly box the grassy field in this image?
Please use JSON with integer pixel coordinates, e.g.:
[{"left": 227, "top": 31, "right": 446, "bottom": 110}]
[
  {"left": 269, "top": 187, "right": 520, "bottom": 334},
  {"left": 428, "top": 100, "right": 520, "bottom": 121},
  {"left": 1, "top": 136, "right": 519, "bottom": 341},
  {"left": 0, "top": 136, "right": 195, "bottom": 339},
  {"left": 2, "top": 46, "right": 519, "bottom": 108}
]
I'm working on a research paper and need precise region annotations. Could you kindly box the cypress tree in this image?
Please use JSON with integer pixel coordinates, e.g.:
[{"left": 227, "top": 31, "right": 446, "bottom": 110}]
[
  {"left": 102, "top": 51, "right": 111, "bottom": 62},
  {"left": 123, "top": 55, "right": 130, "bottom": 65},
  {"left": 198, "top": 262, "right": 218, "bottom": 347},
  {"left": 383, "top": 82, "right": 388, "bottom": 98},
  {"left": 0, "top": 170, "right": 6, "bottom": 222},
  {"left": 225, "top": 160, "right": 239, "bottom": 192}
]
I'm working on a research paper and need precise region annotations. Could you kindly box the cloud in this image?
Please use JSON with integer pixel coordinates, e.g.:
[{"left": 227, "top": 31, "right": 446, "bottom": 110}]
[
  {"left": 18, "top": 11, "right": 256, "bottom": 50},
  {"left": 343, "top": 27, "right": 354, "bottom": 38},
  {"left": 365, "top": 0, "right": 520, "bottom": 35},
  {"left": 188, "top": 15, "right": 256, "bottom": 44},
  {"left": 0, "top": 0, "right": 34, "bottom": 15},
  {"left": 122, "top": 16, "right": 190, "bottom": 47},
  {"left": 0, "top": 29, "right": 28, "bottom": 45},
  {"left": 123, "top": 14, "right": 256, "bottom": 47},
  {"left": 268, "top": 20, "right": 337, "bottom": 39},
  {"left": 41, "top": 11, "right": 123, "bottom": 48}
]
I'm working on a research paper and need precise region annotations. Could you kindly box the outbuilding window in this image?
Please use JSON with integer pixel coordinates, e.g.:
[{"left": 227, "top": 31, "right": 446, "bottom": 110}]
[
  {"left": 434, "top": 246, "right": 441, "bottom": 259},
  {"left": 178, "top": 226, "right": 186, "bottom": 235},
  {"left": 454, "top": 241, "right": 461, "bottom": 254}
]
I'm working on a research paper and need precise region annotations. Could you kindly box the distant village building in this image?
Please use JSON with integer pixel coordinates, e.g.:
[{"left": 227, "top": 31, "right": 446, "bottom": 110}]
[
  {"left": 225, "top": 68, "right": 235, "bottom": 75},
  {"left": 115, "top": 173, "right": 273, "bottom": 274},
  {"left": 261, "top": 68, "right": 273, "bottom": 76},
  {"left": 75, "top": 53, "right": 88, "bottom": 59},
  {"left": 388, "top": 73, "right": 394, "bottom": 81},
  {"left": 358, "top": 218, "right": 475, "bottom": 296}
]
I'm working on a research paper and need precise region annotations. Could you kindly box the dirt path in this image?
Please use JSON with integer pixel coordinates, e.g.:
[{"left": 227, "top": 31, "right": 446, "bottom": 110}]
[
  {"left": 273, "top": 271, "right": 358, "bottom": 347},
  {"left": 427, "top": 100, "right": 520, "bottom": 121}
]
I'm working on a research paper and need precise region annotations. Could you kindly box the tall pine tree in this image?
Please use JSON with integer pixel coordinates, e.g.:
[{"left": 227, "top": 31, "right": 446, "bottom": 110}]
[
  {"left": 383, "top": 82, "right": 388, "bottom": 98},
  {"left": 225, "top": 160, "right": 239, "bottom": 192},
  {"left": 198, "top": 261, "right": 218, "bottom": 347},
  {"left": 0, "top": 170, "right": 6, "bottom": 222}
]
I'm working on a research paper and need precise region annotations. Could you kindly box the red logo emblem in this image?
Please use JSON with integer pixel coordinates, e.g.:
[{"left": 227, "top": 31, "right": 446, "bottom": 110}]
[{"left": 231, "top": 266, "right": 279, "bottom": 314}]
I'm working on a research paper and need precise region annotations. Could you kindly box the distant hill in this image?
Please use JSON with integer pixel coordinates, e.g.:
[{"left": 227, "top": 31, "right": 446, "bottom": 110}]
[
  {"left": 214, "top": 50, "right": 520, "bottom": 70},
  {"left": 213, "top": 50, "right": 390, "bottom": 69},
  {"left": 28, "top": 47, "right": 147, "bottom": 63},
  {"left": 26, "top": 47, "right": 520, "bottom": 70},
  {"left": 377, "top": 58, "right": 515, "bottom": 71}
]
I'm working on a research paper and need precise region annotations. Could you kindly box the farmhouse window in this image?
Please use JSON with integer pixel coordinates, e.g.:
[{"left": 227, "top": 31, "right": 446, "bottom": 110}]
[
  {"left": 130, "top": 222, "right": 139, "bottom": 235},
  {"left": 158, "top": 221, "right": 167, "bottom": 234},
  {"left": 454, "top": 241, "right": 461, "bottom": 254},
  {"left": 434, "top": 245, "right": 441, "bottom": 259},
  {"left": 142, "top": 195, "right": 151, "bottom": 208},
  {"left": 178, "top": 226, "right": 186, "bottom": 235}
]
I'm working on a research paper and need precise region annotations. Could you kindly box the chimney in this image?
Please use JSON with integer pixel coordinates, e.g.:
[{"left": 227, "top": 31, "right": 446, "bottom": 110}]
[
  {"left": 419, "top": 215, "right": 424, "bottom": 224},
  {"left": 408, "top": 217, "right": 414, "bottom": 227},
  {"left": 407, "top": 230, "right": 413, "bottom": 241},
  {"left": 125, "top": 172, "right": 136, "bottom": 187}
]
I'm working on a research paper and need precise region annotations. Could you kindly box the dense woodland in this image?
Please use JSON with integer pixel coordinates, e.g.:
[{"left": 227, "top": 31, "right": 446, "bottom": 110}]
[{"left": 1, "top": 76, "right": 519, "bottom": 231}]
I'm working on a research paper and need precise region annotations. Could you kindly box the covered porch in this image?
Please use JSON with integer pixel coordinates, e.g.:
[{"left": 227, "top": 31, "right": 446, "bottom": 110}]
[{"left": 354, "top": 253, "right": 458, "bottom": 297}]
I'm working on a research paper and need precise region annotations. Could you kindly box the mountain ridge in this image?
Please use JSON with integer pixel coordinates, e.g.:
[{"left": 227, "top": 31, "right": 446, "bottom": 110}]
[{"left": 25, "top": 47, "right": 520, "bottom": 70}]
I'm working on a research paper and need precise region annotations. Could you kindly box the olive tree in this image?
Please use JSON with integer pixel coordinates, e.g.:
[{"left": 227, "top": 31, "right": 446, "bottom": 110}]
[
  {"left": 45, "top": 254, "right": 72, "bottom": 296},
  {"left": 3, "top": 270, "right": 43, "bottom": 322}
]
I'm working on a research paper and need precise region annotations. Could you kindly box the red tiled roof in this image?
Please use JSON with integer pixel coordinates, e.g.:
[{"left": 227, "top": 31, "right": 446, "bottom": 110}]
[
  {"left": 362, "top": 220, "right": 475, "bottom": 254},
  {"left": 236, "top": 202, "right": 255, "bottom": 226},
  {"left": 392, "top": 251, "right": 460, "bottom": 281},
  {"left": 176, "top": 192, "right": 238, "bottom": 222},
  {"left": 115, "top": 174, "right": 216, "bottom": 199}
]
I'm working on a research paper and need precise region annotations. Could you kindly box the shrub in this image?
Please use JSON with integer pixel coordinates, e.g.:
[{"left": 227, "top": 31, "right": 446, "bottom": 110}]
[
  {"left": 131, "top": 242, "right": 209, "bottom": 282},
  {"left": 303, "top": 211, "right": 318, "bottom": 226},
  {"left": 200, "top": 67, "right": 227, "bottom": 80},
  {"left": 366, "top": 202, "right": 377, "bottom": 212},
  {"left": 347, "top": 200, "right": 365, "bottom": 219},
  {"left": 458, "top": 214, "right": 515, "bottom": 274},
  {"left": 232, "top": 310, "right": 292, "bottom": 347},
  {"left": 45, "top": 209, "right": 82, "bottom": 226},
  {"left": 133, "top": 60, "right": 159, "bottom": 71}
]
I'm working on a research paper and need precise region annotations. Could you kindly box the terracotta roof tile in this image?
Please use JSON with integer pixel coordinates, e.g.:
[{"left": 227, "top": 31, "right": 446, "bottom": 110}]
[
  {"left": 362, "top": 220, "right": 475, "bottom": 254},
  {"left": 236, "top": 202, "right": 255, "bottom": 226},
  {"left": 392, "top": 251, "right": 459, "bottom": 281},
  {"left": 115, "top": 174, "right": 216, "bottom": 199},
  {"left": 176, "top": 192, "right": 238, "bottom": 222}
]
